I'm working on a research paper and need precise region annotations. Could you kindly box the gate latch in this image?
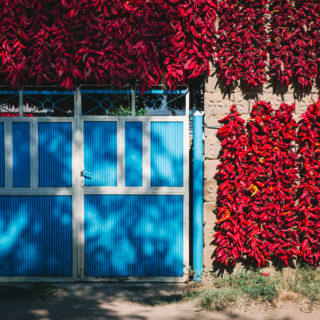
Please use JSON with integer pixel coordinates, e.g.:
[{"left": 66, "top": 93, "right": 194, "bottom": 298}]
[
  {"left": 81, "top": 170, "right": 91, "bottom": 177},
  {"left": 81, "top": 170, "right": 91, "bottom": 179},
  {"left": 81, "top": 170, "right": 91, "bottom": 186}
]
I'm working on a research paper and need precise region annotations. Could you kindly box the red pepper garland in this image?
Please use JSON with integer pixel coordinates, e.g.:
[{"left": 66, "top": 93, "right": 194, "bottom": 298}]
[
  {"left": 0, "top": 2, "right": 28, "bottom": 86},
  {"left": 73, "top": 0, "right": 171, "bottom": 90},
  {"left": 269, "top": 0, "right": 319, "bottom": 89},
  {"left": 297, "top": 100, "right": 320, "bottom": 266},
  {"left": 214, "top": 102, "right": 300, "bottom": 268},
  {"left": 27, "top": 1, "right": 76, "bottom": 87},
  {"left": 216, "top": 0, "right": 268, "bottom": 88},
  {"left": 213, "top": 105, "right": 250, "bottom": 266},
  {"left": 163, "top": 0, "right": 217, "bottom": 89},
  {"left": 245, "top": 102, "right": 300, "bottom": 266},
  {"left": 0, "top": 1, "right": 217, "bottom": 90},
  {"left": 245, "top": 101, "right": 276, "bottom": 266},
  {"left": 270, "top": 103, "right": 300, "bottom": 264},
  {"left": 216, "top": 0, "right": 241, "bottom": 86}
]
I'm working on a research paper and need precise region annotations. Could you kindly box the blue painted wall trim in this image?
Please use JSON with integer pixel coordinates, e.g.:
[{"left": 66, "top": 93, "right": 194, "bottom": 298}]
[
  {"left": 125, "top": 122, "right": 143, "bottom": 187},
  {"left": 193, "top": 112, "right": 204, "bottom": 282},
  {"left": 13, "top": 122, "right": 30, "bottom": 188}
]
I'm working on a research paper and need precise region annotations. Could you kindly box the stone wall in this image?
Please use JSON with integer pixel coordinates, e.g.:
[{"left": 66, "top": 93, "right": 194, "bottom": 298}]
[{"left": 202, "top": 66, "right": 320, "bottom": 270}]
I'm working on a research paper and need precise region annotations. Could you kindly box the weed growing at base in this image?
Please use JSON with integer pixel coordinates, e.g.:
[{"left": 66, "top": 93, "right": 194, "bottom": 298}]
[
  {"left": 131, "top": 266, "right": 320, "bottom": 311},
  {"left": 283, "top": 264, "right": 320, "bottom": 310},
  {"left": 194, "top": 270, "right": 279, "bottom": 310}
]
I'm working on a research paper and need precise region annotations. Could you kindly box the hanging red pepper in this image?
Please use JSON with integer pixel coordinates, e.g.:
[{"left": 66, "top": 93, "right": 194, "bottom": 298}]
[
  {"left": 218, "top": 209, "right": 231, "bottom": 224},
  {"left": 216, "top": 0, "right": 268, "bottom": 88},
  {"left": 213, "top": 105, "right": 249, "bottom": 267},
  {"left": 269, "top": 0, "right": 320, "bottom": 89}
]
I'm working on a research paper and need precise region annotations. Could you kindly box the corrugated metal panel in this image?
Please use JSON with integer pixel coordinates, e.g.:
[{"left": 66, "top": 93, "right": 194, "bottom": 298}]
[
  {"left": 0, "top": 123, "right": 3, "bottom": 187},
  {"left": 84, "top": 121, "right": 117, "bottom": 186},
  {"left": 125, "top": 121, "right": 143, "bottom": 187},
  {"left": 0, "top": 196, "right": 72, "bottom": 277},
  {"left": 85, "top": 195, "right": 183, "bottom": 277},
  {"left": 13, "top": 122, "right": 30, "bottom": 188},
  {"left": 38, "top": 122, "right": 72, "bottom": 187},
  {"left": 150, "top": 122, "right": 183, "bottom": 187}
]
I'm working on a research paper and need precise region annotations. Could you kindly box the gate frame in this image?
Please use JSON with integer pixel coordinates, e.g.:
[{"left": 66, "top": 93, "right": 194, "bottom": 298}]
[{"left": 0, "top": 87, "right": 190, "bottom": 282}]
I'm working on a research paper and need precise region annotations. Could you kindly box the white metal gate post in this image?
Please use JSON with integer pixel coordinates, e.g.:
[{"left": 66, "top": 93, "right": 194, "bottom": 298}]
[
  {"left": 4, "top": 121, "right": 13, "bottom": 188},
  {"left": 73, "top": 88, "right": 85, "bottom": 280},
  {"left": 183, "top": 89, "right": 190, "bottom": 280},
  {"left": 30, "top": 121, "right": 38, "bottom": 188}
]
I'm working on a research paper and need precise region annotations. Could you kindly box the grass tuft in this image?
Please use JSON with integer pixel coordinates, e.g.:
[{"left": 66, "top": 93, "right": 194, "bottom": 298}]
[
  {"left": 124, "top": 267, "right": 320, "bottom": 312},
  {"left": 283, "top": 264, "right": 320, "bottom": 309},
  {"left": 224, "top": 271, "right": 279, "bottom": 303},
  {"left": 194, "top": 270, "right": 279, "bottom": 310},
  {"left": 196, "top": 288, "right": 237, "bottom": 311}
]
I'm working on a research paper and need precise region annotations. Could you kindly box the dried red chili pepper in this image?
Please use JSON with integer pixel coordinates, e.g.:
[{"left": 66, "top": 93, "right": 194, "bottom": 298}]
[{"left": 218, "top": 209, "right": 231, "bottom": 224}]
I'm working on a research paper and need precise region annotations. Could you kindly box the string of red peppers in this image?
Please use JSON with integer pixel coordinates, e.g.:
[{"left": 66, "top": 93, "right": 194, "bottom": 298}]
[
  {"left": 269, "top": 0, "right": 320, "bottom": 89},
  {"left": 214, "top": 105, "right": 250, "bottom": 266},
  {"left": 297, "top": 101, "right": 320, "bottom": 266},
  {"left": 0, "top": 0, "right": 217, "bottom": 90},
  {"left": 2, "top": 1, "right": 320, "bottom": 91},
  {"left": 271, "top": 103, "right": 300, "bottom": 264},
  {"left": 163, "top": 0, "right": 217, "bottom": 89},
  {"left": 216, "top": 0, "right": 268, "bottom": 88},
  {"left": 215, "top": 0, "right": 320, "bottom": 90},
  {"left": 214, "top": 101, "right": 300, "bottom": 267},
  {"left": 245, "top": 101, "right": 276, "bottom": 266}
]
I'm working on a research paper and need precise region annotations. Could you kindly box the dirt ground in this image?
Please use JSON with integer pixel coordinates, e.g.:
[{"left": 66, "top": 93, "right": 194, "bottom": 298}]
[{"left": 0, "top": 283, "right": 319, "bottom": 320}]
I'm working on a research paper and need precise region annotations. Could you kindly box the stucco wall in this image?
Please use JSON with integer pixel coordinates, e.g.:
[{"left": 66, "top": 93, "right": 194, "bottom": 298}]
[{"left": 203, "top": 65, "right": 320, "bottom": 270}]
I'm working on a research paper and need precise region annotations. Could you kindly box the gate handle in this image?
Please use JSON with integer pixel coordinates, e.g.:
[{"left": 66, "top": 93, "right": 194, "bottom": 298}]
[{"left": 81, "top": 170, "right": 91, "bottom": 177}]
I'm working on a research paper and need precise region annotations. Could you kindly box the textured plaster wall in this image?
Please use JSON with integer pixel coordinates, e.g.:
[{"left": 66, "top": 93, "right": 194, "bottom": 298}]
[{"left": 203, "top": 65, "right": 320, "bottom": 270}]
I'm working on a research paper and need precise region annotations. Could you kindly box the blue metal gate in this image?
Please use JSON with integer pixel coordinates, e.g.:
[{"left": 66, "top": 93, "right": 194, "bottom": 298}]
[{"left": 0, "top": 87, "right": 189, "bottom": 281}]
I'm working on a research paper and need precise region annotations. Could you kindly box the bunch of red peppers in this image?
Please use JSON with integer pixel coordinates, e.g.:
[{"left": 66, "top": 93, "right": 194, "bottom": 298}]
[
  {"left": 244, "top": 101, "right": 277, "bottom": 266},
  {"left": 297, "top": 101, "right": 320, "bottom": 266},
  {"left": 269, "top": 0, "right": 319, "bottom": 89},
  {"left": 216, "top": 0, "right": 268, "bottom": 88},
  {"left": 214, "top": 105, "right": 250, "bottom": 266},
  {"left": 215, "top": 101, "right": 302, "bottom": 267},
  {"left": 2, "top": 1, "right": 320, "bottom": 92},
  {"left": 270, "top": 103, "right": 300, "bottom": 264},
  {"left": 0, "top": 0, "right": 217, "bottom": 90},
  {"left": 246, "top": 102, "right": 299, "bottom": 266},
  {"left": 163, "top": 0, "right": 217, "bottom": 89},
  {"left": 215, "top": 0, "right": 320, "bottom": 90}
]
